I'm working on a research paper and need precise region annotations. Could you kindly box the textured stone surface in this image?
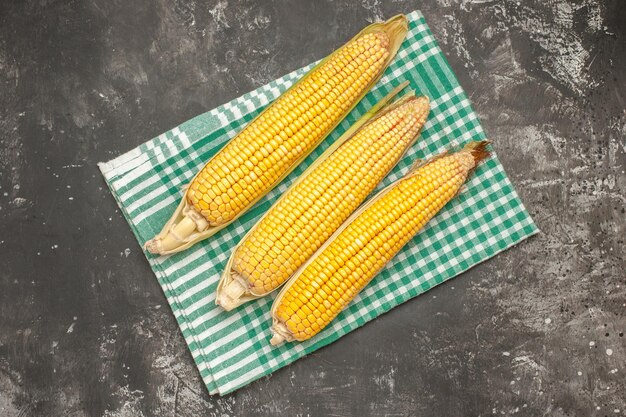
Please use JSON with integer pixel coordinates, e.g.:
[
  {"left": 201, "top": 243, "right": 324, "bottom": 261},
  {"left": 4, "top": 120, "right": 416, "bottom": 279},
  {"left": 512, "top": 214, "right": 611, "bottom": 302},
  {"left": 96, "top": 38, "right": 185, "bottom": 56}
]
[{"left": 0, "top": 0, "right": 624, "bottom": 416}]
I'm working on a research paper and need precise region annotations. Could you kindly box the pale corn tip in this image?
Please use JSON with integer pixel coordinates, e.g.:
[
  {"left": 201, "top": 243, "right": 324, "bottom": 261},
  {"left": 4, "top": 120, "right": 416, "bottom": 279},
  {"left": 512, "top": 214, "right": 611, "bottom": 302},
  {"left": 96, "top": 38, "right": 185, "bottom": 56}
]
[
  {"left": 373, "top": 31, "right": 390, "bottom": 49},
  {"left": 413, "top": 95, "right": 430, "bottom": 113}
]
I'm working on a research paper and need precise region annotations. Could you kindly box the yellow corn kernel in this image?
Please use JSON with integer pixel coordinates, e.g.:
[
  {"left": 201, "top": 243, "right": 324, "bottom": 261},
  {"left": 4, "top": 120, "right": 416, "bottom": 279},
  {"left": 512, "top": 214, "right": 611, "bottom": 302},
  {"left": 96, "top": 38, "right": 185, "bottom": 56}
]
[
  {"left": 145, "top": 16, "right": 409, "bottom": 256},
  {"left": 270, "top": 141, "right": 491, "bottom": 344},
  {"left": 217, "top": 95, "right": 430, "bottom": 310}
]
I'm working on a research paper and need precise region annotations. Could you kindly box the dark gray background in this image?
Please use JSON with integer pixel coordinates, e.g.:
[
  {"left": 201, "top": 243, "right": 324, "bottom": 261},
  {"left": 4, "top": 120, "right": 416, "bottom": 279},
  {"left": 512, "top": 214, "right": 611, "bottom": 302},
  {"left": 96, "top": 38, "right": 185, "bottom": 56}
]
[{"left": 1, "top": 0, "right": 624, "bottom": 416}]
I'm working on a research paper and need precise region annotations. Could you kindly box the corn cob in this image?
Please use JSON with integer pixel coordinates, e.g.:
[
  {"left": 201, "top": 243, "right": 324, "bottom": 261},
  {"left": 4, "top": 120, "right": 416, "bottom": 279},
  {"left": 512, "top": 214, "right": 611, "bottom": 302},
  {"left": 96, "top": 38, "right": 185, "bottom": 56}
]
[
  {"left": 216, "top": 90, "right": 431, "bottom": 310},
  {"left": 145, "top": 15, "right": 409, "bottom": 255},
  {"left": 269, "top": 141, "right": 491, "bottom": 345}
]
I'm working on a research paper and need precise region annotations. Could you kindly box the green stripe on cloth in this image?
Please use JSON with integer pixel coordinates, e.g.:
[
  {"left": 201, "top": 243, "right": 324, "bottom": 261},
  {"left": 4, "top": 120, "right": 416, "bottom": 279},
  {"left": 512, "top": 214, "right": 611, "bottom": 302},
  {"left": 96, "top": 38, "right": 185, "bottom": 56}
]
[{"left": 99, "top": 10, "right": 538, "bottom": 395}]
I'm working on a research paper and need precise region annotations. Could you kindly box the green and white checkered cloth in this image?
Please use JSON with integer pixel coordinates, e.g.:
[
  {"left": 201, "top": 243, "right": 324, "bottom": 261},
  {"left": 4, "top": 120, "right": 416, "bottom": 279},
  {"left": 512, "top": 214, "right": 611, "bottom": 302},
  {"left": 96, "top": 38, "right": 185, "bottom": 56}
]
[{"left": 99, "top": 10, "right": 538, "bottom": 395}]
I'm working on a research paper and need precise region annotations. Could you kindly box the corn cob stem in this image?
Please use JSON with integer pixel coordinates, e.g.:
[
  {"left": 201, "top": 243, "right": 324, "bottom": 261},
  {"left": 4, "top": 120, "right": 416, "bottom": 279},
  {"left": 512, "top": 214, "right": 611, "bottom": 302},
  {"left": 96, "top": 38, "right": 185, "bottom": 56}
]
[
  {"left": 216, "top": 84, "right": 430, "bottom": 310},
  {"left": 144, "top": 207, "right": 208, "bottom": 254},
  {"left": 269, "top": 141, "right": 491, "bottom": 345},
  {"left": 145, "top": 15, "right": 409, "bottom": 256},
  {"left": 146, "top": 216, "right": 196, "bottom": 254},
  {"left": 269, "top": 323, "right": 290, "bottom": 346},
  {"left": 218, "top": 271, "right": 247, "bottom": 310}
]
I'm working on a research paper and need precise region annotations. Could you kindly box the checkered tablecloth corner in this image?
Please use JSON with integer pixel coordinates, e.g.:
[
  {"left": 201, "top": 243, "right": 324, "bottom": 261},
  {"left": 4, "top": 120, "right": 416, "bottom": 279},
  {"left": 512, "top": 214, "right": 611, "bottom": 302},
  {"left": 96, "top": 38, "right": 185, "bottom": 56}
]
[{"left": 100, "top": 10, "right": 538, "bottom": 395}]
